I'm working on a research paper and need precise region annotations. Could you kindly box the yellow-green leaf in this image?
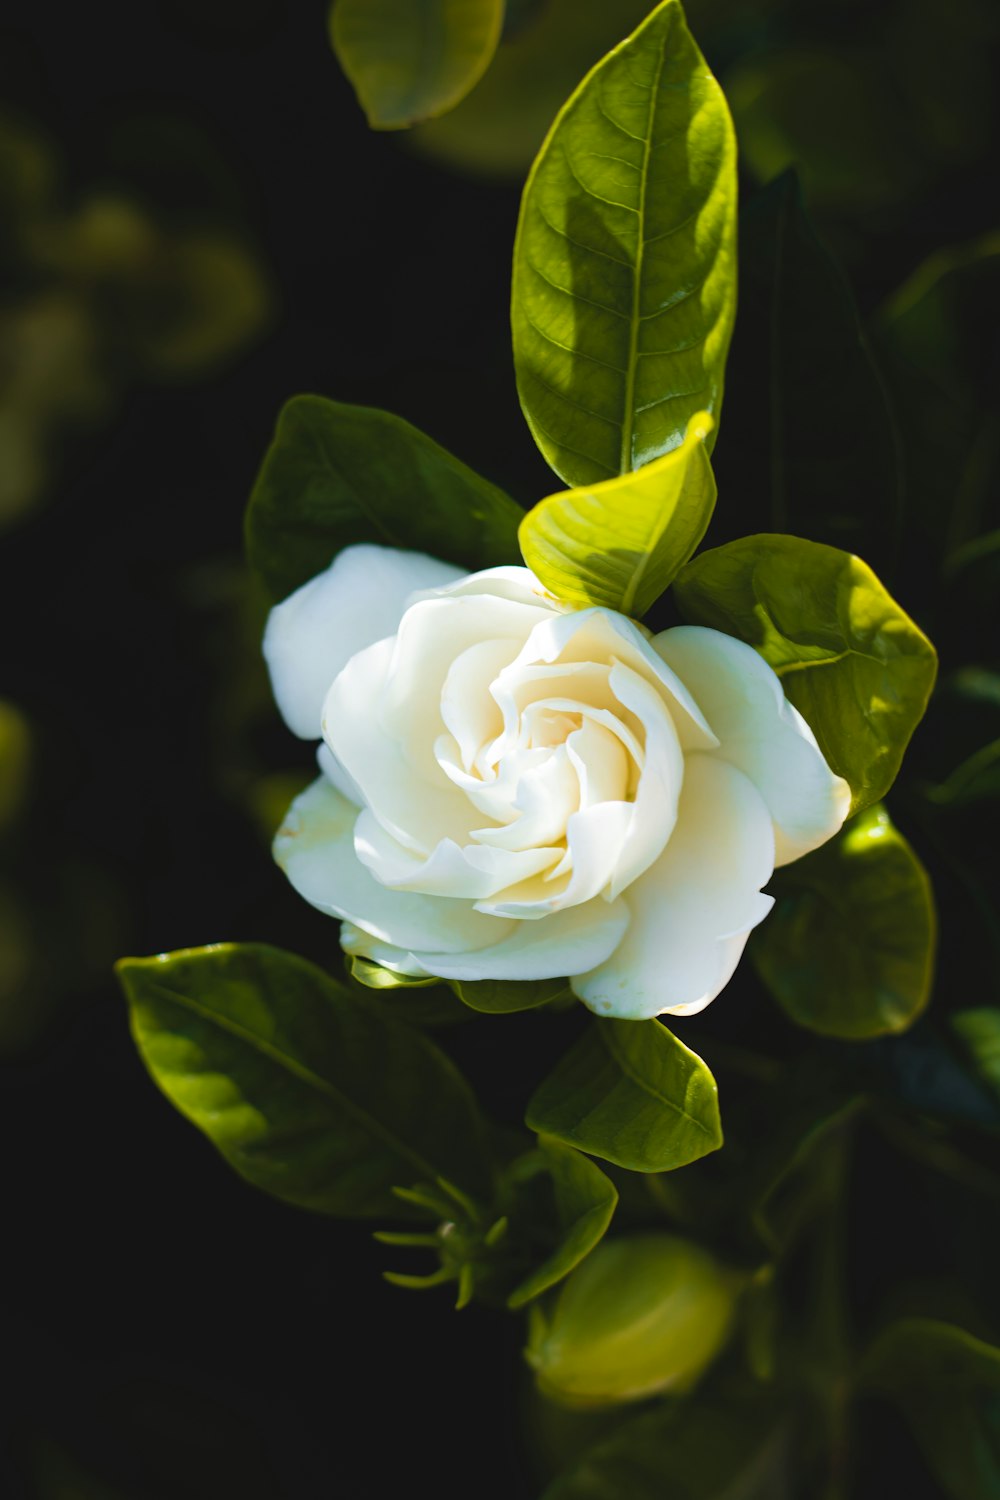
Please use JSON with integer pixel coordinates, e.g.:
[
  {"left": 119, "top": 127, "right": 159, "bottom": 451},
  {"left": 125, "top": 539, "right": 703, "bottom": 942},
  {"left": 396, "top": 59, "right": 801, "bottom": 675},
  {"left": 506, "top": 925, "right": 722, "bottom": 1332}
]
[{"left": 519, "top": 410, "right": 715, "bottom": 616}]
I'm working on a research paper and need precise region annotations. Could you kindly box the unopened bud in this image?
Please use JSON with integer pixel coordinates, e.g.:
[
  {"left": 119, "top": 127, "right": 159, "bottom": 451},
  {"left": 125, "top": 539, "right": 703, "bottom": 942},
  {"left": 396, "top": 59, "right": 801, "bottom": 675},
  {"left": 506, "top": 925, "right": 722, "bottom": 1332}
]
[{"left": 526, "top": 1233, "right": 740, "bottom": 1407}]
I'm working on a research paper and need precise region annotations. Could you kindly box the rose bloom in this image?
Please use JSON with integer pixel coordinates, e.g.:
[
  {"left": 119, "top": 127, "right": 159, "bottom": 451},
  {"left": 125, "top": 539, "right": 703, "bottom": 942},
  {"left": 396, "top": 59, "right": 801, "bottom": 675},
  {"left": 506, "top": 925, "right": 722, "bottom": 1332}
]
[{"left": 264, "top": 544, "right": 849, "bottom": 1019}]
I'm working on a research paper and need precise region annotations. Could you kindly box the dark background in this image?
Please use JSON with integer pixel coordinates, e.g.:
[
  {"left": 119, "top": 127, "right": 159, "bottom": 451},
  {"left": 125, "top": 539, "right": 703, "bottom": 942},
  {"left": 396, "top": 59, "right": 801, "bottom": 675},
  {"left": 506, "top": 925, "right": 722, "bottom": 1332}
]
[{"left": 1, "top": 1, "right": 998, "bottom": 1496}]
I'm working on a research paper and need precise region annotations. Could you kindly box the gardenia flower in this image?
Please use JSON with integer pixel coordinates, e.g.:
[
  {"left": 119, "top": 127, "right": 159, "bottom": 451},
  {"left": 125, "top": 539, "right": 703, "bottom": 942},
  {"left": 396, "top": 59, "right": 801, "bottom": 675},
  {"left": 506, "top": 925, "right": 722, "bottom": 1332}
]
[{"left": 264, "top": 544, "right": 850, "bottom": 1019}]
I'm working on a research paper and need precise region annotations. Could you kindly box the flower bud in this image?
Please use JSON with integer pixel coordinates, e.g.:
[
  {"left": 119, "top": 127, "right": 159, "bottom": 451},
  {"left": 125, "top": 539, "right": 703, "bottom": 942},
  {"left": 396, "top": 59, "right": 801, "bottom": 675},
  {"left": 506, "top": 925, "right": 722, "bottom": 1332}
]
[{"left": 526, "top": 1232, "right": 740, "bottom": 1408}]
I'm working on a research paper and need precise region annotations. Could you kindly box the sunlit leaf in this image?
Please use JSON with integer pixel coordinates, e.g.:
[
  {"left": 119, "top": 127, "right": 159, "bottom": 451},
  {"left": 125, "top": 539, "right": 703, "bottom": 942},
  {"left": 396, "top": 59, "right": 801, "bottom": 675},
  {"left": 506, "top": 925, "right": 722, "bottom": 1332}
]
[
  {"left": 674, "top": 534, "right": 937, "bottom": 813},
  {"left": 519, "top": 411, "right": 715, "bottom": 616},
  {"left": 118, "top": 943, "right": 490, "bottom": 1215},
  {"left": 526, "top": 1018, "right": 722, "bottom": 1172},
  {"left": 511, "top": 0, "right": 736, "bottom": 485},
  {"left": 752, "top": 805, "right": 935, "bottom": 1040}
]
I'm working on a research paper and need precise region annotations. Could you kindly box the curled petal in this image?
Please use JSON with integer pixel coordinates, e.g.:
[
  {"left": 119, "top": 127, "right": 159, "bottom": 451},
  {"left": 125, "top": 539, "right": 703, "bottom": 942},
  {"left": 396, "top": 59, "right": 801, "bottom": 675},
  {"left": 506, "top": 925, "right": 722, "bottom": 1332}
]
[
  {"left": 344, "top": 892, "right": 630, "bottom": 982},
  {"left": 274, "top": 776, "right": 514, "bottom": 953},
  {"left": 572, "top": 754, "right": 775, "bottom": 1019},
  {"left": 323, "top": 637, "right": 477, "bottom": 853},
  {"left": 653, "top": 626, "right": 850, "bottom": 864},
  {"left": 507, "top": 608, "right": 718, "bottom": 752},
  {"left": 353, "top": 807, "right": 560, "bottom": 898},
  {"left": 264, "top": 543, "right": 461, "bottom": 739}
]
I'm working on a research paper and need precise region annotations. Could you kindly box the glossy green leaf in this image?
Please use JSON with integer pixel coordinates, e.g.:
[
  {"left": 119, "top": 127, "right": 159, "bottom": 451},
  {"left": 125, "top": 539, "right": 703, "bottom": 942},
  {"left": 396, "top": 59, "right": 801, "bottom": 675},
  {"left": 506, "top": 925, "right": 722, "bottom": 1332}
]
[
  {"left": 245, "top": 395, "right": 523, "bottom": 602},
  {"left": 674, "top": 534, "right": 937, "bottom": 813},
  {"left": 329, "top": 0, "right": 504, "bottom": 130},
  {"left": 117, "top": 943, "right": 490, "bottom": 1216},
  {"left": 862, "top": 1319, "right": 1000, "bottom": 1500},
  {"left": 451, "top": 976, "right": 571, "bottom": 1014},
  {"left": 519, "top": 411, "right": 716, "bottom": 616},
  {"left": 511, "top": 0, "right": 737, "bottom": 486},
  {"left": 541, "top": 1389, "right": 788, "bottom": 1498},
  {"left": 734, "top": 172, "right": 902, "bottom": 572},
  {"left": 526, "top": 1018, "right": 722, "bottom": 1172},
  {"left": 952, "top": 1008, "right": 1000, "bottom": 1103},
  {"left": 507, "top": 1138, "right": 618, "bottom": 1309},
  {"left": 752, "top": 805, "right": 935, "bottom": 1040}
]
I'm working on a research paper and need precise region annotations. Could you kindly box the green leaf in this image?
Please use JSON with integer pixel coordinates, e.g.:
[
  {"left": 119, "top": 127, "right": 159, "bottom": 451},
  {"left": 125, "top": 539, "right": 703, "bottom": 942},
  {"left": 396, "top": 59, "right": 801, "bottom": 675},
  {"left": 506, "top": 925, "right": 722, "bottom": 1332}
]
[
  {"left": 519, "top": 411, "right": 716, "bottom": 616},
  {"left": 541, "top": 1390, "right": 788, "bottom": 1498},
  {"left": 526, "top": 1018, "right": 722, "bottom": 1172},
  {"left": 349, "top": 955, "right": 440, "bottom": 990},
  {"left": 862, "top": 1319, "right": 1000, "bottom": 1500},
  {"left": 507, "top": 1138, "right": 618, "bottom": 1309},
  {"left": 751, "top": 804, "right": 935, "bottom": 1040},
  {"left": 451, "top": 975, "right": 572, "bottom": 1014},
  {"left": 952, "top": 1009, "right": 1000, "bottom": 1103},
  {"left": 117, "top": 943, "right": 490, "bottom": 1216},
  {"left": 673, "top": 534, "right": 938, "bottom": 814},
  {"left": 329, "top": 0, "right": 504, "bottom": 130},
  {"left": 735, "top": 172, "right": 902, "bottom": 572},
  {"left": 511, "top": 0, "right": 737, "bottom": 486},
  {"left": 245, "top": 395, "right": 523, "bottom": 602}
]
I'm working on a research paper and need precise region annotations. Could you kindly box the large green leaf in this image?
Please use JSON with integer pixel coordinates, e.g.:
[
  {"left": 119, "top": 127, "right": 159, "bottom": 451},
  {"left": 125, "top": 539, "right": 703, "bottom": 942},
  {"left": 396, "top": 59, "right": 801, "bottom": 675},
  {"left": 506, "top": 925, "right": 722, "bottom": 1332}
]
[
  {"left": 507, "top": 1138, "right": 618, "bottom": 1309},
  {"left": 511, "top": 0, "right": 737, "bottom": 486},
  {"left": 329, "top": 0, "right": 504, "bottom": 130},
  {"left": 733, "top": 172, "right": 902, "bottom": 573},
  {"left": 245, "top": 395, "right": 523, "bottom": 602},
  {"left": 117, "top": 943, "right": 490, "bottom": 1216},
  {"left": 541, "top": 1389, "right": 788, "bottom": 1497},
  {"left": 519, "top": 411, "right": 716, "bottom": 616},
  {"left": 752, "top": 805, "right": 935, "bottom": 1040},
  {"left": 862, "top": 1319, "right": 1000, "bottom": 1500},
  {"left": 673, "top": 534, "right": 937, "bottom": 814},
  {"left": 526, "top": 1018, "right": 722, "bottom": 1172}
]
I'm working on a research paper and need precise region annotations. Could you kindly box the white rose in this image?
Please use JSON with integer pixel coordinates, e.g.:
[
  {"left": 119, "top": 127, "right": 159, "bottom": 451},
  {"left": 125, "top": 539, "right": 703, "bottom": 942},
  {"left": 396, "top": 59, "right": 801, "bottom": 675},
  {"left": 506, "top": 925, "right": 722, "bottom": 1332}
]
[{"left": 264, "top": 544, "right": 849, "bottom": 1019}]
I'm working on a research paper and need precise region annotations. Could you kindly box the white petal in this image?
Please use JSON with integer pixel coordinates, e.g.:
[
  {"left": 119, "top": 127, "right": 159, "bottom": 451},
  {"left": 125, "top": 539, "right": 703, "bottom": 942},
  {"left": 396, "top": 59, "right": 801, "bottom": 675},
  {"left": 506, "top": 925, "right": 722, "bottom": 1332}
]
[
  {"left": 480, "top": 801, "right": 632, "bottom": 918},
  {"left": 381, "top": 592, "right": 554, "bottom": 783},
  {"left": 653, "top": 626, "right": 851, "bottom": 865},
  {"left": 317, "top": 742, "right": 363, "bottom": 806},
  {"left": 323, "top": 637, "right": 476, "bottom": 853},
  {"left": 422, "top": 565, "right": 562, "bottom": 611},
  {"left": 263, "top": 543, "right": 463, "bottom": 738},
  {"left": 346, "top": 894, "right": 631, "bottom": 982},
  {"left": 572, "top": 755, "right": 776, "bottom": 1019},
  {"left": 604, "top": 661, "right": 684, "bottom": 898},
  {"left": 353, "top": 807, "right": 560, "bottom": 897},
  {"left": 507, "top": 608, "right": 719, "bottom": 752},
  {"left": 274, "top": 775, "right": 514, "bottom": 953}
]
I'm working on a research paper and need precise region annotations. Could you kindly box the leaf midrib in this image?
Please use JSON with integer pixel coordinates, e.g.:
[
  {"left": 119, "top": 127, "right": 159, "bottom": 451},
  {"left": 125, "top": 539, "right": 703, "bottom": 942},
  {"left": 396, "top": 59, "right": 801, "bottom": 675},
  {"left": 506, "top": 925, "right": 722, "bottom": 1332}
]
[
  {"left": 619, "top": 24, "right": 670, "bottom": 477},
  {"left": 601, "top": 1022, "right": 717, "bottom": 1140},
  {"left": 138, "top": 975, "right": 443, "bottom": 1188}
]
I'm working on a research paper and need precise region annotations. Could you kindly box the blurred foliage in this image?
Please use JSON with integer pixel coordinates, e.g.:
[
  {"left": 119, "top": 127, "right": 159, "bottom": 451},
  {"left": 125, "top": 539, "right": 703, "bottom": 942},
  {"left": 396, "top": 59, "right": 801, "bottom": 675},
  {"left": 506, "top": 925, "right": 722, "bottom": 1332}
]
[{"left": 0, "top": 111, "right": 271, "bottom": 528}]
